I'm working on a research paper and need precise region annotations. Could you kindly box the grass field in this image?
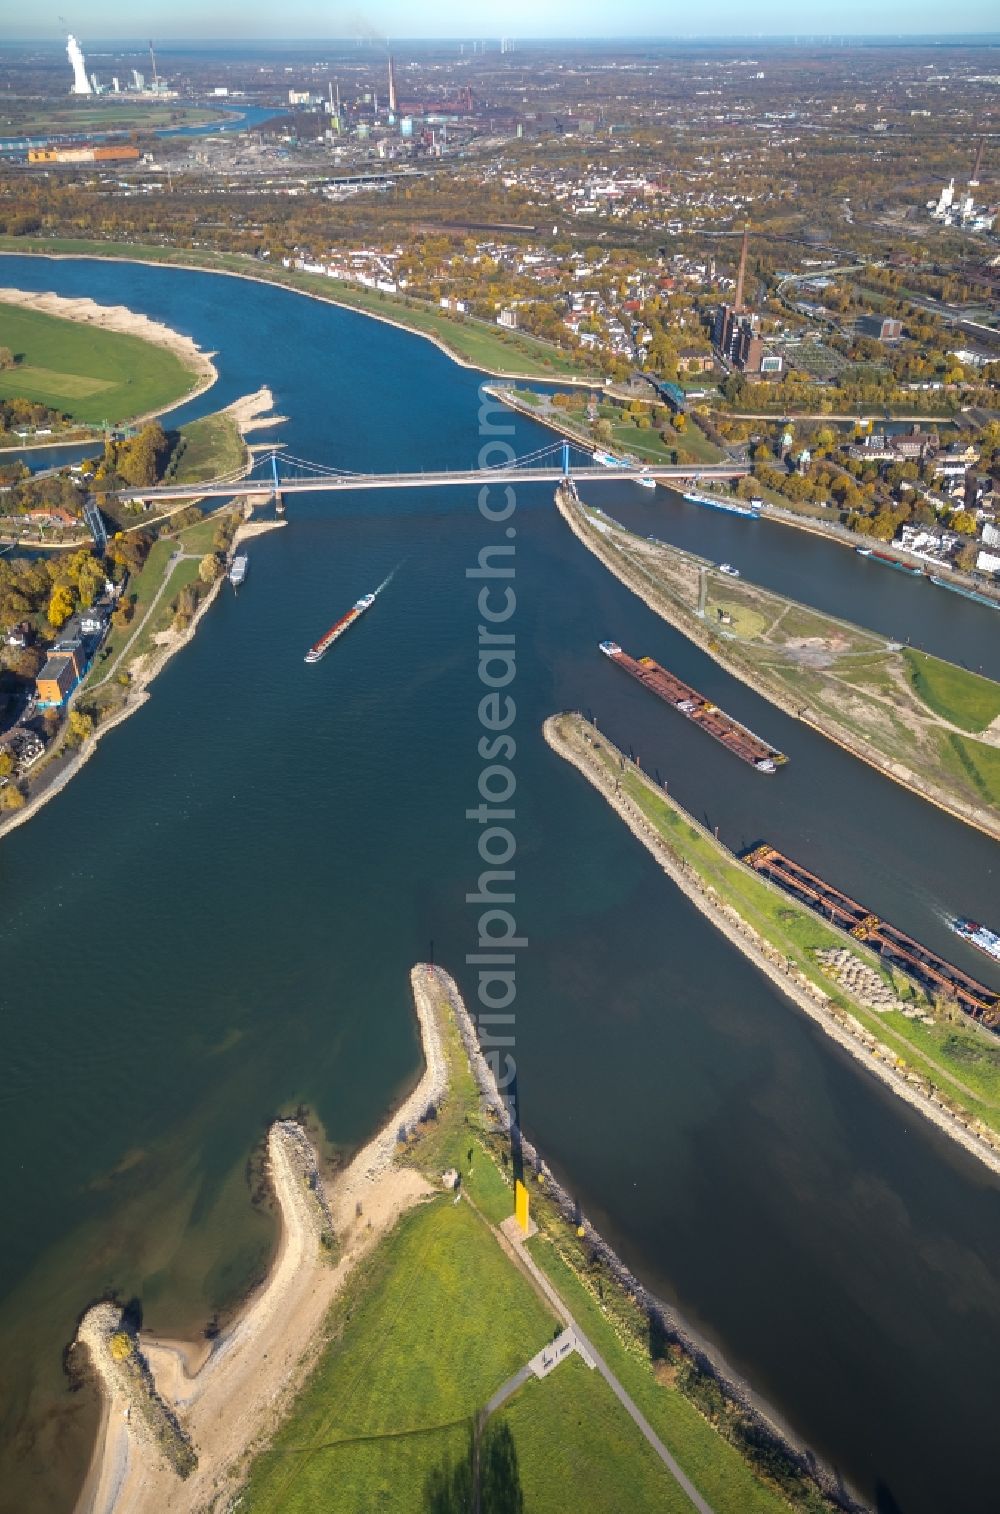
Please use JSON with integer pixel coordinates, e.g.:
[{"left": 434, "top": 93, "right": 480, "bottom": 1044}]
[
  {"left": 510, "top": 386, "right": 727, "bottom": 466},
  {"left": 0, "top": 103, "right": 221, "bottom": 134},
  {"left": 0, "top": 236, "right": 598, "bottom": 382},
  {"left": 903, "top": 649, "right": 1000, "bottom": 734},
  {"left": 499, "top": 1355, "right": 694, "bottom": 1514},
  {"left": 166, "top": 410, "right": 247, "bottom": 484},
  {"left": 242, "top": 1197, "right": 556, "bottom": 1514},
  {"left": 0, "top": 303, "right": 200, "bottom": 424},
  {"left": 522, "top": 1238, "right": 795, "bottom": 1514}
]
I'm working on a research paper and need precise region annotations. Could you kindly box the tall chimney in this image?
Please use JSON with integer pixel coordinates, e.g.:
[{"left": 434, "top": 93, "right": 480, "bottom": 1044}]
[
  {"left": 388, "top": 53, "right": 397, "bottom": 116},
  {"left": 970, "top": 136, "right": 985, "bottom": 188},
  {"left": 735, "top": 223, "right": 749, "bottom": 312}
]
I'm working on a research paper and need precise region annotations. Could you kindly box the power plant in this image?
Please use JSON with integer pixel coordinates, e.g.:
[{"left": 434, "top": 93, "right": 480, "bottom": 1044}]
[{"left": 66, "top": 34, "right": 92, "bottom": 96}]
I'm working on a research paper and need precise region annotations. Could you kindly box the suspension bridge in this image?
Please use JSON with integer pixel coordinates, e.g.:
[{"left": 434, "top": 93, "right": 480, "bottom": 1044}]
[{"left": 116, "top": 439, "right": 747, "bottom": 506}]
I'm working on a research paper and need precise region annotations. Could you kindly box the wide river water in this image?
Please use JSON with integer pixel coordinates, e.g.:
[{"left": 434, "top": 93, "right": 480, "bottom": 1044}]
[{"left": 1, "top": 256, "right": 999, "bottom": 1514}]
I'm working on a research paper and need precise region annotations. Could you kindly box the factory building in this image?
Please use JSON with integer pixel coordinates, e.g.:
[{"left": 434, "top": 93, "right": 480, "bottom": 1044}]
[{"left": 27, "top": 143, "right": 141, "bottom": 166}]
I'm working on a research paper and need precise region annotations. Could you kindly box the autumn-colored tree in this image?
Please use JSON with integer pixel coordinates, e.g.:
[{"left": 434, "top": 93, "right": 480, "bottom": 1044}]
[
  {"left": 47, "top": 584, "right": 74, "bottom": 630},
  {"left": 0, "top": 782, "right": 25, "bottom": 811},
  {"left": 0, "top": 748, "right": 14, "bottom": 777},
  {"left": 198, "top": 554, "right": 221, "bottom": 585},
  {"left": 948, "top": 510, "right": 977, "bottom": 537},
  {"left": 109, "top": 1332, "right": 132, "bottom": 1363},
  {"left": 68, "top": 709, "right": 94, "bottom": 746}
]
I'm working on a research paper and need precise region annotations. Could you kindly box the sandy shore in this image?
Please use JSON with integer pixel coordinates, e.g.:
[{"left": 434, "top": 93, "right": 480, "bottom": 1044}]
[
  {"left": 545, "top": 712, "right": 1000, "bottom": 1181},
  {"left": 0, "top": 287, "right": 217, "bottom": 425},
  {"left": 73, "top": 964, "right": 453, "bottom": 1514}
]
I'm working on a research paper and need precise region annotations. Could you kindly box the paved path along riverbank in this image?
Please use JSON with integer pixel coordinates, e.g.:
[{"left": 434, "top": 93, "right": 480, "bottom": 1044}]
[{"left": 496, "top": 1216, "right": 715, "bottom": 1514}]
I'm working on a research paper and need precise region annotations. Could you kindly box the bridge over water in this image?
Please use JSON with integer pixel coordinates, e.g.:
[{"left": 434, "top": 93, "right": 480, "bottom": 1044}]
[{"left": 116, "top": 440, "right": 748, "bottom": 506}]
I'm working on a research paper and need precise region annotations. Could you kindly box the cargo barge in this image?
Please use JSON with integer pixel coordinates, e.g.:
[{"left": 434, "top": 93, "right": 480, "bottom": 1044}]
[
  {"left": 304, "top": 592, "right": 376, "bottom": 664},
  {"left": 745, "top": 844, "right": 1000, "bottom": 1023},
  {"left": 682, "top": 490, "right": 760, "bottom": 519},
  {"left": 855, "top": 547, "right": 923, "bottom": 576},
  {"left": 599, "top": 641, "right": 786, "bottom": 772},
  {"left": 930, "top": 576, "right": 1000, "bottom": 612}
]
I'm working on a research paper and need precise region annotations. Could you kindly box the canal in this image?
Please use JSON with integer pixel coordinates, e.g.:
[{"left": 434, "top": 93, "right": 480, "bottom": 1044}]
[{"left": 0, "top": 255, "right": 997, "bottom": 1514}]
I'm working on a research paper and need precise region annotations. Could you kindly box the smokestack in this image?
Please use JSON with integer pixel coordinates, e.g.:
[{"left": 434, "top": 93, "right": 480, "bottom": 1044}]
[
  {"left": 388, "top": 53, "right": 397, "bottom": 116},
  {"left": 970, "top": 136, "right": 985, "bottom": 188},
  {"left": 66, "top": 34, "right": 92, "bottom": 96},
  {"left": 148, "top": 40, "right": 159, "bottom": 90},
  {"left": 735, "top": 223, "right": 749, "bottom": 312}
]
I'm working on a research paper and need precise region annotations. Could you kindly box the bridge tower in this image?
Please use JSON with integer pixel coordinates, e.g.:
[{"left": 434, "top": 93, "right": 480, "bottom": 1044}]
[
  {"left": 270, "top": 450, "right": 285, "bottom": 515},
  {"left": 561, "top": 440, "right": 570, "bottom": 478},
  {"left": 83, "top": 496, "right": 108, "bottom": 553}
]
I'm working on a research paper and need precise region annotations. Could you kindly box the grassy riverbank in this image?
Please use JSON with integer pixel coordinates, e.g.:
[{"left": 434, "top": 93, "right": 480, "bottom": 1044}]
[
  {"left": 236, "top": 964, "right": 837, "bottom": 1514},
  {"left": 547, "top": 710, "right": 1000, "bottom": 1153},
  {"left": 163, "top": 408, "right": 248, "bottom": 485},
  {"left": 0, "top": 102, "right": 222, "bottom": 134},
  {"left": 0, "top": 300, "right": 201, "bottom": 424},
  {"left": 0, "top": 235, "right": 600, "bottom": 382},
  {"left": 499, "top": 383, "right": 728, "bottom": 465},
  {"left": 559, "top": 485, "right": 1000, "bottom": 837}
]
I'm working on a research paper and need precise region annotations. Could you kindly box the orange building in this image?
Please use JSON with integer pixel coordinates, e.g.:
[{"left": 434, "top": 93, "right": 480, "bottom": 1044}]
[
  {"left": 27, "top": 143, "right": 139, "bottom": 166},
  {"left": 35, "top": 653, "right": 79, "bottom": 707}
]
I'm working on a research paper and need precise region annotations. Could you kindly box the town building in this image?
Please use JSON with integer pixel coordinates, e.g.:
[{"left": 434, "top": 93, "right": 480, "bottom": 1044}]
[
  {"left": 35, "top": 653, "right": 79, "bottom": 708},
  {"left": 858, "top": 315, "right": 903, "bottom": 341}
]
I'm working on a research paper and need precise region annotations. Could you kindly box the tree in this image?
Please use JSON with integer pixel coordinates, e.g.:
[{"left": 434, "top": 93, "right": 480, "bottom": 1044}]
[
  {"left": 198, "top": 554, "right": 221, "bottom": 585},
  {"left": 0, "top": 347, "right": 14, "bottom": 370},
  {"left": 117, "top": 423, "right": 169, "bottom": 488},
  {"left": 47, "top": 584, "right": 74, "bottom": 630},
  {"left": 948, "top": 510, "right": 977, "bottom": 537},
  {"left": 109, "top": 1332, "right": 133, "bottom": 1363},
  {"left": 0, "top": 782, "right": 25, "bottom": 811},
  {"left": 68, "top": 709, "right": 94, "bottom": 746},
  {"left": 0, "top": 748, "right": 14, "bottom": 778}
]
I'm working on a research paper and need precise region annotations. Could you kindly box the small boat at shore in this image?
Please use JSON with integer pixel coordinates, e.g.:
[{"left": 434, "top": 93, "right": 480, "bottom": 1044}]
[
  {"left": 229, "top": 554, "right": 248, "bottom": 588},
  {"left": 718, "top": 563, "right": 740, "bottom": 577},
  {"left": 635, "top": 471, "right": 657, "bottom": 490}
]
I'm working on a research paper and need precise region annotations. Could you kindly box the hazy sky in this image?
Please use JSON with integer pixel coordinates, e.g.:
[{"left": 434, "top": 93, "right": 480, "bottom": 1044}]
[{"left": 8, "top": 0, "right": 1000, "bottom": 39}]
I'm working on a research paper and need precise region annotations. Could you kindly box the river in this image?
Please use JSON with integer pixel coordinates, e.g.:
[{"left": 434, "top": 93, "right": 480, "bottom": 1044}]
[{"left": 0, "top": 256, "right": 998, "bottom": 1514}]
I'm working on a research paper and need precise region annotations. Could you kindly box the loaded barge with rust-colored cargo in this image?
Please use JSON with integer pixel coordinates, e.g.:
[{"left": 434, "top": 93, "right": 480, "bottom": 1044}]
[
  {"left": 745, "top": 844, "right": 1000, "bottom": 1024},
  {"left": 600, "top": 641, "right": 786, "bottom": 772},
  {"left": 304, "top": 592, "right": 376, "bottom": 664}
]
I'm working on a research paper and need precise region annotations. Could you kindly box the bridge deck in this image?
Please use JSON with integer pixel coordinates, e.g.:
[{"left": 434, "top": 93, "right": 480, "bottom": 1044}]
[{"left": 119, "top": 463, "right": 747, "bottom": 503}]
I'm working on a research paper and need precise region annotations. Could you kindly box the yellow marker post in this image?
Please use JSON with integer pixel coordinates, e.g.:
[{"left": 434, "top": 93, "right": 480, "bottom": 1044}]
[{"left": 514, "top": 1178, "right": 530, "bottom": 1233}]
